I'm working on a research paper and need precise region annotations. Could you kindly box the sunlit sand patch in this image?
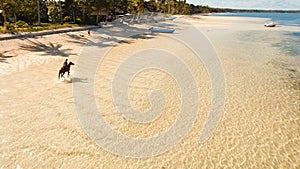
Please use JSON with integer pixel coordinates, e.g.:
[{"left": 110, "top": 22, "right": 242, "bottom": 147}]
[{"left": 94, "top": 34, "right": 210, "bottom": 140}]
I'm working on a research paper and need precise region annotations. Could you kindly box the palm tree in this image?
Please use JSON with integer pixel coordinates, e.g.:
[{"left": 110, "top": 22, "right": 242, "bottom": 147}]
[
  {"left": 37, "top": 0, "right": 41, "bottom": 25},
  {"left": 129, "top": 0, "right": 145, "bottom": 19},
  {"left": 92, "top": 0, "right": 108, "bottom": 24},
  {"left": 59, "top": 0, "right": 63, "bottom": 24},
  {"left": 0, "top": 0, "right": 7, "bottom": 23},
  {"left": 77, "top": 0, "right": 89, "bottom": 23}
]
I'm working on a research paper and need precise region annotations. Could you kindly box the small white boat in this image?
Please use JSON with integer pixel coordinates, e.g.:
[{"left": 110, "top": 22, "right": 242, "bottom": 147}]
[{"left": 264, "top": 22, "right": 276, "bottom": 27}]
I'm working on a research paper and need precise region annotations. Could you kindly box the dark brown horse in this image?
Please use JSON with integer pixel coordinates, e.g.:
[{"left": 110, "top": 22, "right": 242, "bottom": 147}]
[{"left": 58, "top": 61, "right": 75, "bottom": 79}]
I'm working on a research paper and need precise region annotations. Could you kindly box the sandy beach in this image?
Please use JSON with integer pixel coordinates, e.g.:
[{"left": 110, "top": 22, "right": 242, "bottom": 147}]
[{"left": 0, "top": 15, "right": 299, "bottom": 168}]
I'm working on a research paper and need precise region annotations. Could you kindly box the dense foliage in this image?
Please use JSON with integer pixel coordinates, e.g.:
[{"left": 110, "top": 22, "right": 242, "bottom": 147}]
[
  {"left": 189, "top": 4, "right": 300, "bottom": 14},
  {"left": 0, "top": 0, "right": 192, "bottom": 26},
  {"left": 0, "top": 0, "right": 299, "bottom": 29}
]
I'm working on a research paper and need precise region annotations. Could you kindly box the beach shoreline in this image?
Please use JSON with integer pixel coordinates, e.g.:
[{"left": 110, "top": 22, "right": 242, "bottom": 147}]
[
  {"left": 0, "top": 15, "right": 299, "bottom": 168},
  {"left": 1, "top": 15, "right": 299, "bottom": 76}
]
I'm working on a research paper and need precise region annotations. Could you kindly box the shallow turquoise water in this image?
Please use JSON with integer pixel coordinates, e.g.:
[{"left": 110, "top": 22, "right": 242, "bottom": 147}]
[
  {"left": 213, "top": 13, "right": 300, "bottom": 57},
  {"left": 212, "top": 12, "right": 300, "bottom": 26}
]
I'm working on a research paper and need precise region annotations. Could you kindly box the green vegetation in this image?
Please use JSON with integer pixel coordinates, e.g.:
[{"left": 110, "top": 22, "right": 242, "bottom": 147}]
[
  {"left": 0, "top": 21, "right": 81, "bottom": 33},
  {"left": 0, "top": 1, "right": 192, "bottom": 26},
  {"left": 0, "top": 0, "right": 299, "bottom": 33}
]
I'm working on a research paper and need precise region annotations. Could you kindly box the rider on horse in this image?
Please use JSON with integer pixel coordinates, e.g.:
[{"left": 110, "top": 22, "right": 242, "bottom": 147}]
[
  {"left": 59, "top": 59, "right": 75, "bottom": 80},
  {"left": 63, "top": 59, "right": 68, "bottom": 71}
]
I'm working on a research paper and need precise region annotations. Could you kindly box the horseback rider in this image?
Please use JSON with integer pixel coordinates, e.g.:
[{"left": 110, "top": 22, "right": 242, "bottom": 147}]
[
  {"left": 63, "top": 59, "right": 68, "bottom": 71},
  {"left": 59, "top": 60, "right": 75, "bottom": 80}
]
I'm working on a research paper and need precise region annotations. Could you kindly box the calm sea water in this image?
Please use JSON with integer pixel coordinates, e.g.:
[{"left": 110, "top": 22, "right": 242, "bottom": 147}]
[
  {"left": 212, "top": 12, "right": 300, "bottom": 27},
  {"left": 213, "top": 13, "right": 300, "bottom": 56}
]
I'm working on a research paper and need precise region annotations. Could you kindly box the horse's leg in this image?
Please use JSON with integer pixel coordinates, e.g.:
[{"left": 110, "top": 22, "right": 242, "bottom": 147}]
[
  {"left": 61, "top": 71, "right": 65, "bottom": 78},
  {"left": 59, "top": 69, "right": 64, "bottom": 79},
  {"left": 58, "top": 70, "right": 61, "bottom": 79}
]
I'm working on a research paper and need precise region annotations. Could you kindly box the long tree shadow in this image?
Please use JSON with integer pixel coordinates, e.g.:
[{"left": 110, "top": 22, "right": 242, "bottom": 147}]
[
  {"left": 0, "top": 52, "right": 14, "bottom": 63},
  {"left": 86, "top": 24, "right": 157, "bottom": 48},
  {"left": 20, "top": 39, "right": 74, "bottom": 57},
  {"left": 64, "top": 33, "right": 88, "bottom": 45}
]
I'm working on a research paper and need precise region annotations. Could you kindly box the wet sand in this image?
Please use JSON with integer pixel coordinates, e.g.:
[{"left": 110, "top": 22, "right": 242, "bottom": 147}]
[{"left": 0, "top": 16, "right": 299, "bottom": 168}]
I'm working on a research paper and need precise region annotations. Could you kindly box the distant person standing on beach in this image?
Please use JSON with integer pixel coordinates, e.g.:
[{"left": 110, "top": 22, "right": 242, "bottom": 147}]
[{"left": 88, "top": 30, "right": 90, "bottom": 36}]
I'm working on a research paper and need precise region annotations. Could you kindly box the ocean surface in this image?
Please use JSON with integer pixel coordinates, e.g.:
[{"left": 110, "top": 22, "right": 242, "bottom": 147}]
[
  {"left": 212, "top": 12, "right": 300, "bottom": 27},
  {"left": 213, "top": 13, "right": 300, "bottom": 57}
]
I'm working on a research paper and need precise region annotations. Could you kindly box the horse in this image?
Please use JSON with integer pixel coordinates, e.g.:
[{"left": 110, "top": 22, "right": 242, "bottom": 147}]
[{"left": 58, "top": 61, "right": 75, "bottom": 80}]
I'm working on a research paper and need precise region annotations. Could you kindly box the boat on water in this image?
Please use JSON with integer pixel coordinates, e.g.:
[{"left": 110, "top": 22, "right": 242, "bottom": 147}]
[
  {"left": 150, "top": 28, "right": 175, "bottom": 33},
  {"left": 264, "top": 22, "right": 276, "bottom": 27}
]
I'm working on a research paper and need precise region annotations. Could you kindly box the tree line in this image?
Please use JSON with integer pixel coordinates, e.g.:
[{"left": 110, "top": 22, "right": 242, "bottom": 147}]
[
  {"left": 189, "top": 4, "right": 300, "bottom": 14},
  {"left": 0, "top": 0, "right": 299, "bottom": 27},
  {"left": 0, "top": 0, "right": 192, "bottom": 26}
]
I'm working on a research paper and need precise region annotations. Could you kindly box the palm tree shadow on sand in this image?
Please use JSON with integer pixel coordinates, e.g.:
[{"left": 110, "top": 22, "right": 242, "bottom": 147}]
[
  {"left": 0, "top": 53, "right": 14, "bottom": 63},
  {"left": 20, "top": 39, "right": 74, "bottom": 57},
  {"left": 64, "top": 33, "right": 88, "bottom": 45}
]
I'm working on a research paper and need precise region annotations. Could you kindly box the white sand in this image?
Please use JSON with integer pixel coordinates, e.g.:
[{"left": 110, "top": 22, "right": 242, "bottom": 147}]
[{"left": 0, "top": 16, "right": 299, "bottom": 168}]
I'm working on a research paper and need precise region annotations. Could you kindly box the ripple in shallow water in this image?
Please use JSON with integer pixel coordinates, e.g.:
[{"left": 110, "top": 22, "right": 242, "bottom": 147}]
[{"left": 273, "top": 32, "right": 300, "bottom": 57}]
